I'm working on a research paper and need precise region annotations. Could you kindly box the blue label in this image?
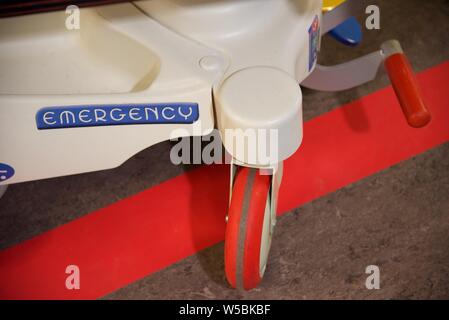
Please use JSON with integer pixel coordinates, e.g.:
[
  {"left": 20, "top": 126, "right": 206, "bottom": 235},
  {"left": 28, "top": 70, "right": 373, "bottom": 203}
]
[
  {"left": 36, "top": 103, "right": 199, "bottom": 130},
  {"left": 0, "top": 163, "right": 14, "bottom": 182},
  {"left": 308, "top": 15, "right": 320, "bottom": 71}
]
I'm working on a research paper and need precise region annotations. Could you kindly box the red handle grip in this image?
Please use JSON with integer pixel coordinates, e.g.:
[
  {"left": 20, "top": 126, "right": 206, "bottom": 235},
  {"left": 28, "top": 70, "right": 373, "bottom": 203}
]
[{"left": 384, "top": 53, "right": 431, "bottom": 128}]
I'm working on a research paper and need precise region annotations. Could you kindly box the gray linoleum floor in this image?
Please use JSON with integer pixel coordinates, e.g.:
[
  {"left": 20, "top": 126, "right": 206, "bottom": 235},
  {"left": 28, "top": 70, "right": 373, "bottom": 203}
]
[{"left": 0, "top": 0, "right": 448, "bottom": 299}]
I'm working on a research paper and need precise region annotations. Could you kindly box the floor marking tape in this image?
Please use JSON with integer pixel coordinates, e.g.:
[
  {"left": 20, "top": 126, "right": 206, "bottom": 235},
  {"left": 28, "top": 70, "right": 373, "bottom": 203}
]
[{"left": 1, "top": 61, "right": 448, "bottom": 299}]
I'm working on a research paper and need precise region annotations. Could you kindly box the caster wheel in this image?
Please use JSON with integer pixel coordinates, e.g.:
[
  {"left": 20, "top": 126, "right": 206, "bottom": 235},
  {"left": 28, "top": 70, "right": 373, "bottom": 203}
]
[{"left": 225, "top": 167, "right": 273, "bottom": 290}]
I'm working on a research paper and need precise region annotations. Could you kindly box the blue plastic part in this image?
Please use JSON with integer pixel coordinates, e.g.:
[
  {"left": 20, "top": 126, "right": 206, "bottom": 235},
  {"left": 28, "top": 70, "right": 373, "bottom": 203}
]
[
  {"left": 329, "top": 17, "right": 362, "bottom": 46},
  {"left": 35, "top": 103, "right": 200, "bottom": 130},
  {"left": 0, "top": 163, "right": 15, "bottom": 182}
]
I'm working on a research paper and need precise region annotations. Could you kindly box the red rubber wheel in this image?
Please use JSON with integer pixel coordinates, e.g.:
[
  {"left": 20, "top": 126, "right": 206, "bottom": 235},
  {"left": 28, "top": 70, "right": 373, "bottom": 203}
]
[{"left": 225, "top": 167, "right": 272, "bottom": 290}]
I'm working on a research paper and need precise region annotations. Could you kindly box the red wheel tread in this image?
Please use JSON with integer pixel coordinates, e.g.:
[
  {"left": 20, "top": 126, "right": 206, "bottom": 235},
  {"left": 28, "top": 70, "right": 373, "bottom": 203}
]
[{"left": 225, "top": 167, "right": 271, "bottom": 290}]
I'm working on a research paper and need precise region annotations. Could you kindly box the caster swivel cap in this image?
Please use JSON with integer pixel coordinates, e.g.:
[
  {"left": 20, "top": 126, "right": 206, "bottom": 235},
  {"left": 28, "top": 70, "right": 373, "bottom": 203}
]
[{"left": 214, "top": 66, "right": 303, "bottom": 166}]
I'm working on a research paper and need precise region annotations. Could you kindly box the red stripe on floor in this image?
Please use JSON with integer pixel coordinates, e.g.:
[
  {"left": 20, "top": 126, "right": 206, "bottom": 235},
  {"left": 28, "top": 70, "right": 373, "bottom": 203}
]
[{"left": 1, "top": 62, "right": 448, "bottom": 299}]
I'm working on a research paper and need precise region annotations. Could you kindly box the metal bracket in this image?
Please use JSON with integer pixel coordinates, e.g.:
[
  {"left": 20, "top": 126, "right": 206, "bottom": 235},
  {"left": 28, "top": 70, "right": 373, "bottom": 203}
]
[{"left": 300, "top": 50, "right": 383, "bottom": 91}]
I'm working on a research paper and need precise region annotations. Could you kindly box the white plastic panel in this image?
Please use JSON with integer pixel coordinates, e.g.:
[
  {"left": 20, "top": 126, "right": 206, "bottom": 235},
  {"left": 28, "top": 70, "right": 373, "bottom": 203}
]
[
  {"left": 0, "top": 10, "right": 160, "bottom": 95},
  {"left": 0, "top": 0, "right": 322, "bottom": 184},
  {"left": 0, "top": 3, "right": 218, "bottom": 185}
]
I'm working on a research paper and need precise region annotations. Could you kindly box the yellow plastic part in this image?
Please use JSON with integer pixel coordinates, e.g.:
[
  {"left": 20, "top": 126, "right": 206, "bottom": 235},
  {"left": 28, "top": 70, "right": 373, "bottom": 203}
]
[{"left": 322, "top": 0, "right": 345, "bottom": 12}]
